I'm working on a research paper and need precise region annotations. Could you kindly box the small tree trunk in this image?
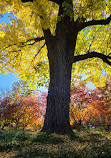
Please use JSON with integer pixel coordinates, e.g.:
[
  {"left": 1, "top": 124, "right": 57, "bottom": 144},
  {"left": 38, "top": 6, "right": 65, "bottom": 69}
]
[{"left": 41, "top": 14, "right": 77, "bottom": 134}]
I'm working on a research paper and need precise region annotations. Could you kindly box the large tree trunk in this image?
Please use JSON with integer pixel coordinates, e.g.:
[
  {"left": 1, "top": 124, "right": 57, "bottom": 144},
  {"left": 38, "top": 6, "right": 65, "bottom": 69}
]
[{"left": 41, "top": 11, "right": 78, "bottom": 134}]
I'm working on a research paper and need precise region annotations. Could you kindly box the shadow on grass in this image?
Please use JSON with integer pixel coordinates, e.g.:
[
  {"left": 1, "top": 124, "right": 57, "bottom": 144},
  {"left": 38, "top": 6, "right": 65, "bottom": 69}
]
[
  {"left": 68, "top": 133, "right": 78, "bottom": 140},
  {"left": 75, "top": 132, "right": 104, "bottom": 143},
  {"left": 82, "top": 141, "right": 111, "bottom": 158},
  {"left": 12, "top": 139, "right": 111, "bottom": 158},
  {"left": 0, "top": 129, "right": 29, "bottom": 152},
  {"left": 32, "top": 133, "right": 64, "bottom": 144},
  {"left": 88, "top": 133, "right": 103, "bottom": 141},
  {"left": 74, "top": 132, "right": 111, "bottom": 158},
  {"left": 13, "top": 148, "right": 81, "bottom": 158},
  {"left": 1, "top": 129, "right": 111, "bottom": 158}
]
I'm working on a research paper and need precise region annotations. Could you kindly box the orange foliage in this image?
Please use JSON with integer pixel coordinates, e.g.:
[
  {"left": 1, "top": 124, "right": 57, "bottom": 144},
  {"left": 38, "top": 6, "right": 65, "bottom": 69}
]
[
  {"left": 0, "top": 92, "right": 46, "bottom": 129},
  {"left": 70, "top": 80, "right": 111, "bottom": 128},
  {"left": 0, "top": 80, "right": 110, "bottom": 130}
]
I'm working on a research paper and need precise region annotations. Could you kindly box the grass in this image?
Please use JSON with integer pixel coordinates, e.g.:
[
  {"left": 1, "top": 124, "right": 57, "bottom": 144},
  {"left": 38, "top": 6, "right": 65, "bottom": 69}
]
[{"left": 0, "top": 128, "right": 111, "bottom": 158}]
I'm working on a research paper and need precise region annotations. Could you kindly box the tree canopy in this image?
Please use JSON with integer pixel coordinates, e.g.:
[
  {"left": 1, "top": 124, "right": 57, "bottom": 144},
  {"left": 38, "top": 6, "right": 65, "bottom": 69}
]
[{"left": 0, "top": 0, "right": 111, "bottom": 89}]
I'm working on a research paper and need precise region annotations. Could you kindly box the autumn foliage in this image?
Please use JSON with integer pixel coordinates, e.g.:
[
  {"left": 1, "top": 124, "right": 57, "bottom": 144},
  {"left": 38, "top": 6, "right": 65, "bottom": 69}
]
[
  {"left": 70, "top": 80, "right": 111, "bottom": 129},
  {"left": 0, "top": 92, "right": 46, "bottom": 130},
  {"left": 0, "top": 80, "right": 111, "bottom": 130}
]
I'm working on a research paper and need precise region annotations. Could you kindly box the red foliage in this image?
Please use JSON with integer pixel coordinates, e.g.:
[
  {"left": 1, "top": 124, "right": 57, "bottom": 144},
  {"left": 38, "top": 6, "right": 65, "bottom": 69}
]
[
  {"left": 0, "top": 92, "right": 46, "bottom": 129},
  {"left": 0, "top": 80, "right": 110, "bottom": 130},
  {"left": 70, "top": 80, "right": 111, "bottom": 128},
  {"left": 85, "top": 82, "right": 111, "bottom": 127}
]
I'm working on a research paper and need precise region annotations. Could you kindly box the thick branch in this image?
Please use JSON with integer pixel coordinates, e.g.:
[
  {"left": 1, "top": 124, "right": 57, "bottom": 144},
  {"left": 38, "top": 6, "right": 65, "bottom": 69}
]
[
  {"left": 43, "top": 29, "right": 54, "bottom": 46},
  {"left": 48, "top": 0, "right": 63, "bottom": 5},
  {"left": 23, "top": 36, "right": 44, "bottom": 44},
  {"left": 21, "top": 0, "right": 63, "bottom": 5},
  {"left": 73, "top": 52, "right": 111, "bottom": 66},
  {"left": 43, "top": 29, "right": 52, "bottom": 38},
  {"left": 4, "top": 36, "right": 44, "bottom": 50},
  {"left": 79, "top": 15, "right": 111, "bottom": 31},
  {"left": 21, "top": 0, "right": 33, "bottom": 2}
]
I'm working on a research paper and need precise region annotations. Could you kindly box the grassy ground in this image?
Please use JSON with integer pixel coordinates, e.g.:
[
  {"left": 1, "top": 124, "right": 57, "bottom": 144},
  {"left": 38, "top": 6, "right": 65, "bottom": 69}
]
[{"left": 0, "top": 128, "right": 111, "bottom": 158}]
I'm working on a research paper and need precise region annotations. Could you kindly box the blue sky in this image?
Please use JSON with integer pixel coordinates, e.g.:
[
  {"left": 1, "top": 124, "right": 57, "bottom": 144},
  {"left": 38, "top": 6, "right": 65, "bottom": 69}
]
[
  {"left": 0, "top": 11, "right": 95, "bottom": 93},
  {"left": 0, "top": 12, "right": 20, "bottom": 92},
  {"left": 0, "top": 12, "right": 10, "bottom": 23},
  {"left": 0, "top": 72, "right": 20, "bottom": 91}
]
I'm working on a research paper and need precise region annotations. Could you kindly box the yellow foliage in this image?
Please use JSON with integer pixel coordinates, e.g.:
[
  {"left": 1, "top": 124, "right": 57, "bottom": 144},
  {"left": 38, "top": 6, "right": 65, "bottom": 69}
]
[
  {"left": 0, "top": 0, "right": 110, "bottom": 88},
  {"left": 0, "top": 30, "right": 5, "bottom": 38}
]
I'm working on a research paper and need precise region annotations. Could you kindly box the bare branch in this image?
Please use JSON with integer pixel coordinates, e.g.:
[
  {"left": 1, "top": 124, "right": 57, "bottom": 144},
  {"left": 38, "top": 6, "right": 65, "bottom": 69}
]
[
  {"left": 23, "top": 36, "right": 45, "bottom": 44},
  {"left": 5, "top": 43, "right": 18, "bottom": 49},
  {"left": 78, "top": 15, "right": 111, "bottom": 31},
  {"left": 22, "top": 41, "right": 36, "bottom": 47},
  {"left": 108, "top": 53, "right": 111, "bottom": 57},
  {"left": 73, "top": 51, "right": 111, "bottom": 66},
  {"left": 3, "top": 36, "right": 44, "bottom": 50},
  {"left": 33, "top": 43, "right": 46, "bottom": 60},
  {"left": 31, "top": 43, "right": 46, "bottom": 63}
]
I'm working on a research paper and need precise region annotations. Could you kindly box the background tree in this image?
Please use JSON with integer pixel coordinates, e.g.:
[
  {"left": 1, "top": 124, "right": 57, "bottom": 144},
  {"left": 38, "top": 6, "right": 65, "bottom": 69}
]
[
  {"left": 70, "top": 79, "right": 111, "bottom": 131},
  {"left": 83, "top": 80, "right": 111, "bottom": 128},
  {"left": 0, "top": 0, "right": 111, "bottom": 134},
  {"left": 0, "top": 91, "right": 46, "bottom": 129},
  {"left": 11, "top": 80, "right": 36, "bottom": 97},
  {"left": 1, "top": 80, "right": 110, "bottom": 131},
  {"left": 70, "top": 80, "right": 93, "bottom": 127}
]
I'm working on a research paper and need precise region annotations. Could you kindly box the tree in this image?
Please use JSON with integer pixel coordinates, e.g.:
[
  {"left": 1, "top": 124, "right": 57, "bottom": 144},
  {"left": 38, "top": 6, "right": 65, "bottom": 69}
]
[
  {"left": 70, "top": 80, "right": 111, "bottom": 130},
  {"left": 11, "top": 80, "right": 36, "bottom": 97},
  {"left": 70, "top": 80, "right": 93, "bottom": 126},
  {"left": 85, "top": 80, "right": 111, "bottom": 128},
  {"left": 0, "top": 91, "right": 46, "bottom": 129},
  {"left": 0, "top": 0, "right": 111, "bottom": 134}
]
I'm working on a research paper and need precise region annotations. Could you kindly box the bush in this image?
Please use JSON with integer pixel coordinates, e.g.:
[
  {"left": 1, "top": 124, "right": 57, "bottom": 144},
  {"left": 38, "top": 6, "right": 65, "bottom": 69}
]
[{"left": 82, "top": 124, "right": 97, "bottom": 132}]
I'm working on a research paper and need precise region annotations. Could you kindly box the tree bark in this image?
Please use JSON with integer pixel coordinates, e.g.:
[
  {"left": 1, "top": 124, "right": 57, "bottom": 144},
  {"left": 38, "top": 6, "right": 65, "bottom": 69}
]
[{"left": 41, "top": 13, "right": 78, "bottom": 134}]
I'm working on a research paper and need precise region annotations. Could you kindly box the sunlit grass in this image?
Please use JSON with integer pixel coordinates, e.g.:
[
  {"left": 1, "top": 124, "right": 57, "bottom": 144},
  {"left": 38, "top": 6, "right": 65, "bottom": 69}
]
[{"left": 0, "top": 128, "right": 111, "bottom": 158}]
